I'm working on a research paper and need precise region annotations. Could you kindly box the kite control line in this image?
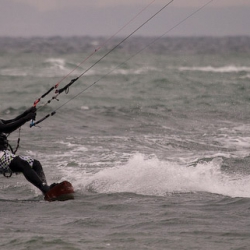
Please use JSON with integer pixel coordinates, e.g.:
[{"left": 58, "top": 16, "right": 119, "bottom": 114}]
[
  {"left": 30, "top": 0, "right": 214, "bottom": 128},
  {"left": 30, "top": 0, "right": 175, "bottom": 127},
  {"left": 30, "top": 0, "right": 162, "bottom": 127},
  {"left": 31, "top": 0, "right": 160, "bottom": 108}
]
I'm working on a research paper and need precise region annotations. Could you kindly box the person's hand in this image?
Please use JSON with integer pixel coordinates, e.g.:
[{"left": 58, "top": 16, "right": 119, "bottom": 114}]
[
  {"left": 24, "top": 106, "right": 37, "bottom": 115},
  {"left": 24, "top": 112, "right": 36, "bottom": 121}
]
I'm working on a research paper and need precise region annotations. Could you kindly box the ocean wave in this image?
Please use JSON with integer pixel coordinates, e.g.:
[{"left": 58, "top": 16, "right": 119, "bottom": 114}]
[
  {"left": 1, "top": 36, "right": 250, "bottom": 55},
  {"left": 109, "top": 66, "right": 158, "bottom": 75},
  {"left": 240, "top": 74, "right": 250, "bottom": 79},
  {"left": 0, "top": 58, "right": 80, "bottom": 78},
  {"left": 60, "top": 153, "right": 250, "bottom": 198},
  {"left": 179, "top": 65, "right": 250, "bottom": 73},
  {"left": 0, "top": 68, "right": 30, "bottom": 77},
  {"left": 45, "top": 58, "right": 67, "bottom": 71},
  {"left": 0, "top": 57, "right": 157, "bottom": 78}
]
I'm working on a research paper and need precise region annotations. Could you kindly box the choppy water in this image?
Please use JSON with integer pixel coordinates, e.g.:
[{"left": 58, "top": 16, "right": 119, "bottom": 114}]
[{"left": 1, "top": 36, "right": 250, "bottom": 249}]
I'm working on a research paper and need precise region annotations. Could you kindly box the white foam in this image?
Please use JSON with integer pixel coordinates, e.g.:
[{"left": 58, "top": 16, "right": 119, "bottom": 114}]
[
  {"left": 62, "top": 153, "right": 250, "bottom": 198},
  {"left": 0, "top": 58, "right": 74, "bottom": 77},
  {"left": 45, "top": 58, "right": 66, "bottom": 70},
  {"left": 109, "top": 66, "right": 158, "bottom": 76},
  {"left": 179, "top": 65, "right": 250, "bottom": 73}
]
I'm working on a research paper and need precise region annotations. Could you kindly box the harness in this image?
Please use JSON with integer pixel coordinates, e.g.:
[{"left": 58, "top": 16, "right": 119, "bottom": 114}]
[
  {"left": 0, "top": 132, "right": 20, "bottom": 178},
  {"left": 0, "top": 134, "right": 8, "bottom": 150}
]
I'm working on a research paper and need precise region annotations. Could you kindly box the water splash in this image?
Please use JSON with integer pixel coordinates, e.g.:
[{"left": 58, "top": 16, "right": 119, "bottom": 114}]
[{"left": 62, "top": 153, "right": 250, "bottom": 198}]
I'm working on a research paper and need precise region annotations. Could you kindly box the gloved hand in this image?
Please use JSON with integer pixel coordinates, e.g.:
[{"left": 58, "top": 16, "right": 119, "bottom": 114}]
[
  {"left": 24, "top": 112, "right": 36, "bottom": 122},
  {"left": 23, "top": 106, "right": 37, "bottom": 115}
]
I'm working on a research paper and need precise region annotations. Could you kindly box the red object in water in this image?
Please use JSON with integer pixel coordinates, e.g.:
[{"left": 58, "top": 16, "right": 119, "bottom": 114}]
[{"left": 44, "top": 181, "right": 74, "bottom": 202}]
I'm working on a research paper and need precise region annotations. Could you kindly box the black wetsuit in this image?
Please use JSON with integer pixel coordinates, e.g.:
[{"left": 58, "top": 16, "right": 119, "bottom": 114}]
[{"left": 0, "top": 107, "right": 50, "bottom": 194}]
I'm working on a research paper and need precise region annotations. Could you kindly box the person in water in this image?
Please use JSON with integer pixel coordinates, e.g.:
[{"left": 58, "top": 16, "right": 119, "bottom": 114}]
[{"left": 0, "top": 106, "right": 54, "bottom": 194}]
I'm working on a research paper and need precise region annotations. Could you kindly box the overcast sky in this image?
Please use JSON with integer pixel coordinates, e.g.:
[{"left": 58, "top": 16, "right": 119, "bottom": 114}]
[{"left": 0, "top": 0, "right": 249, "bottom": 37}]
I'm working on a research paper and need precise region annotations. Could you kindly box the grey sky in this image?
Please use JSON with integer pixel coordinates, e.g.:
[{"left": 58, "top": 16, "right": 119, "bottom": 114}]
[{"left": 0, "top": 0, "right": 249, "bottom": 37}]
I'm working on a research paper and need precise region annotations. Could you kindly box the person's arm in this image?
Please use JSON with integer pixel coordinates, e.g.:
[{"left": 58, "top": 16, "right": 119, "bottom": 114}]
[
  {"left": 0, "top": 111, "right": 36, "bottom": 134},
  {"left": 2, "top": 107, "right": 36, "bottom": 124}
]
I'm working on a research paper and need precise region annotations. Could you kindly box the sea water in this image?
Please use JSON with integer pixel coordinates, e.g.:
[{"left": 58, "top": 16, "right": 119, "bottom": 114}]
[{"left": 1, "top": 36, "right": 250, "bottom": 249}]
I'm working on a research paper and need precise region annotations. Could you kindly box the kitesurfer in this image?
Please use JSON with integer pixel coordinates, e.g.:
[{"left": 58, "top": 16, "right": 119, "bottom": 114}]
[{"left": 0, "top": 106, "right": 54, "bottom": 194}]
